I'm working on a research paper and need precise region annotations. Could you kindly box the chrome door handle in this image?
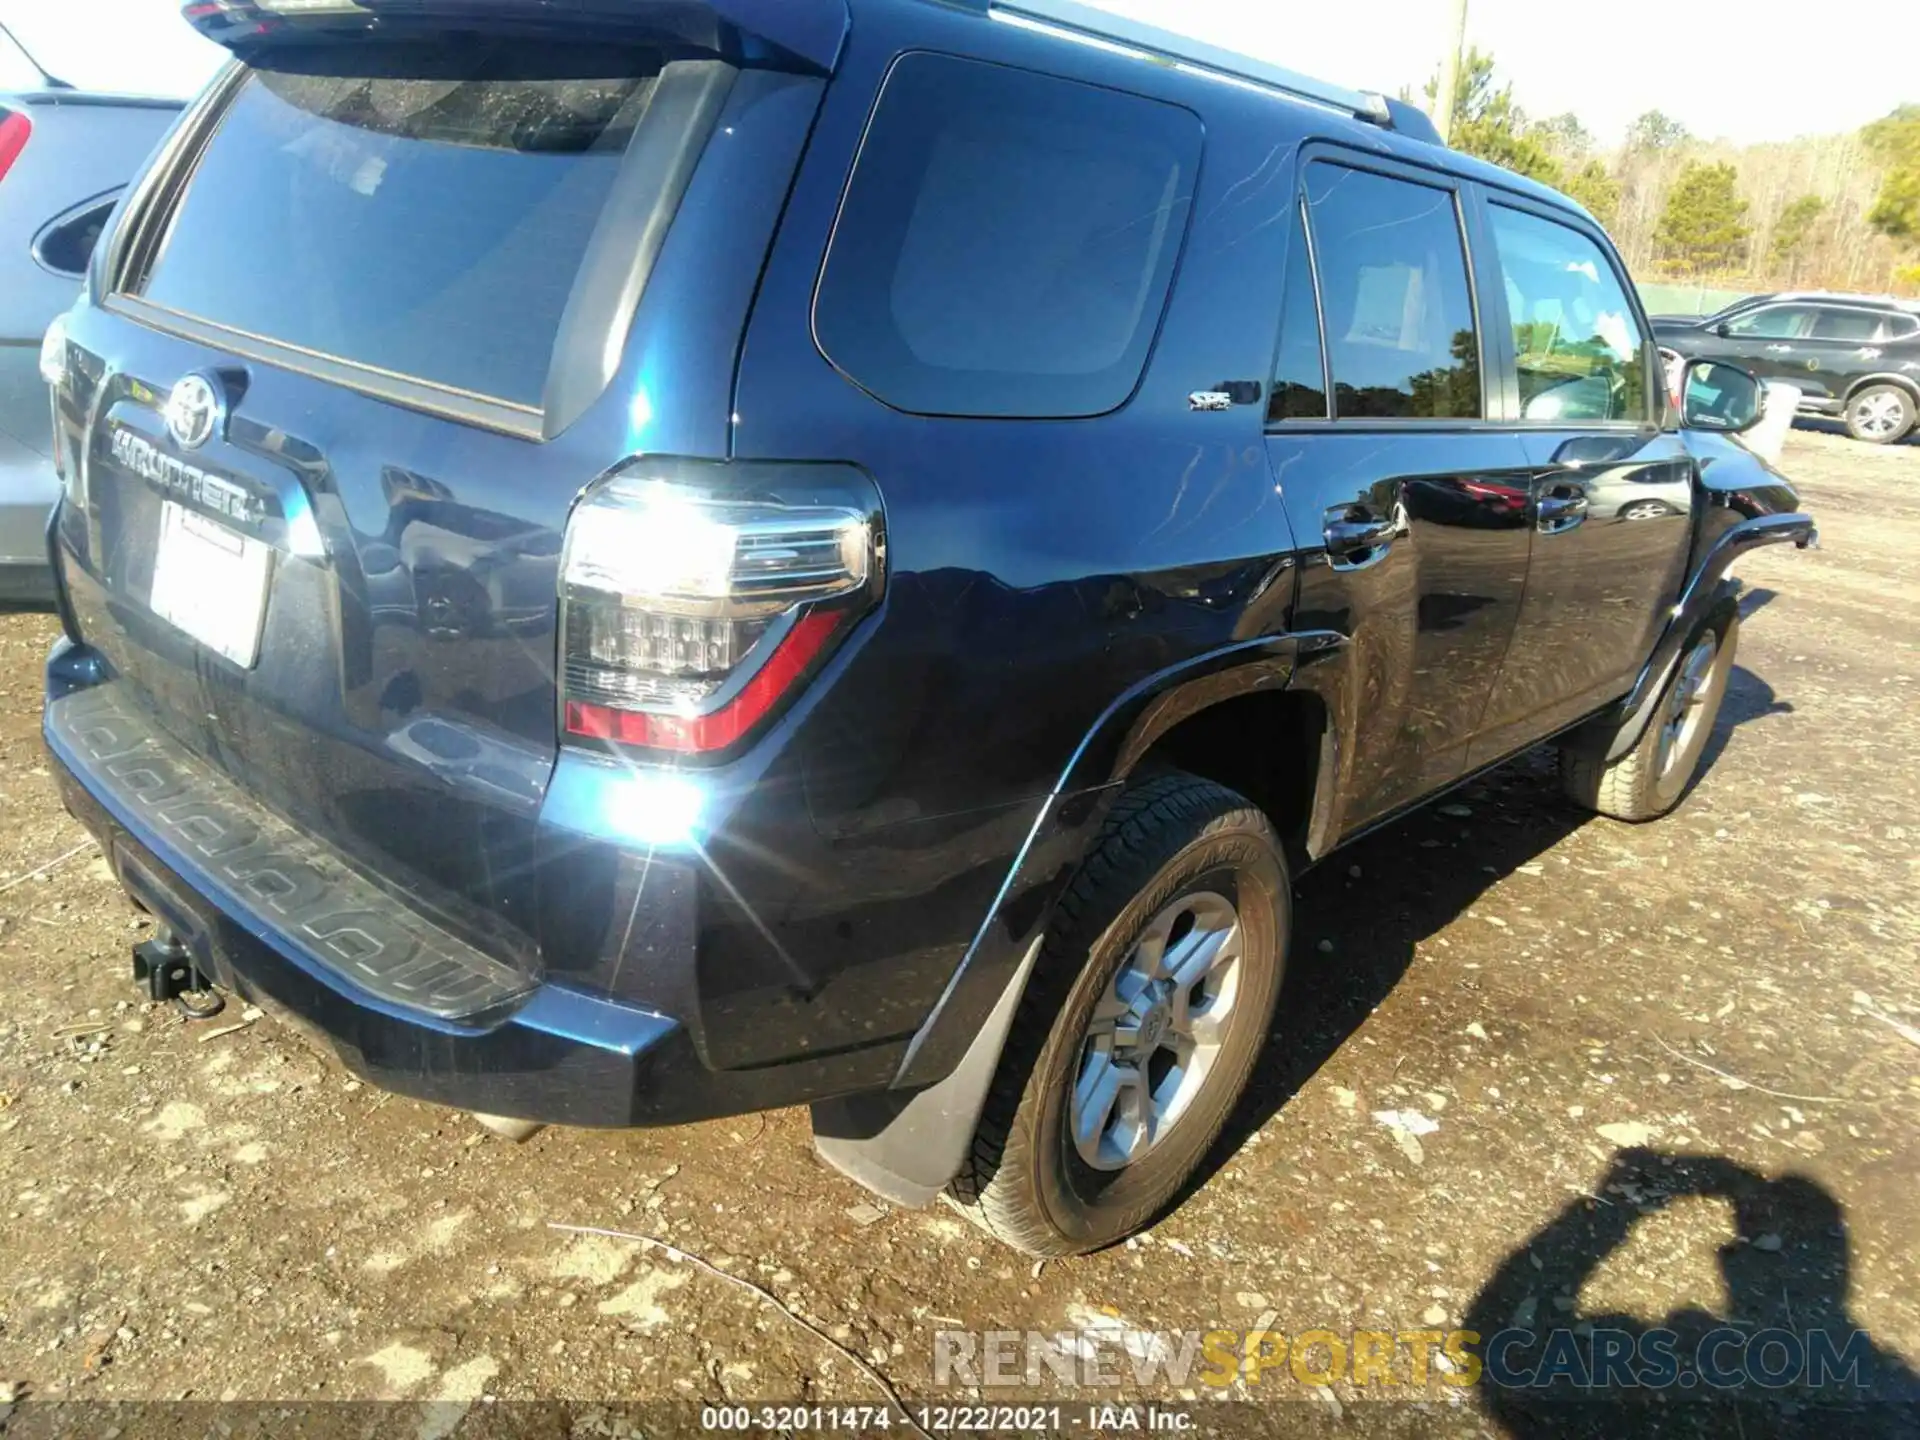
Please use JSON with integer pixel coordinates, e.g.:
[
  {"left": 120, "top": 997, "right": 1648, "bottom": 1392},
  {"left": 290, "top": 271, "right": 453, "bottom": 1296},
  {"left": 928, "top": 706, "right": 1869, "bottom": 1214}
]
[
  {"left": 1537, "top": 490, "right": 1589, "bottom": 535},
  {"left": 1323, "top": 504, "right": 1403, "bottom": 570},
  {"left": 1764, "top": 344, "right": 1792, "bottom": 354}
]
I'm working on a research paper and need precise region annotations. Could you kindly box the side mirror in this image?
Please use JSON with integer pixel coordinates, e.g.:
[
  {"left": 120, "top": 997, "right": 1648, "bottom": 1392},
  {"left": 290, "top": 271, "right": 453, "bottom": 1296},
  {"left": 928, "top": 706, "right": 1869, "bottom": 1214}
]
[
  {"left": 1711, "top": 321, "right": 1732, "bottom": 338},
  {"left": 1680, "top": 360, "right": 1765, "bottom": 435}
]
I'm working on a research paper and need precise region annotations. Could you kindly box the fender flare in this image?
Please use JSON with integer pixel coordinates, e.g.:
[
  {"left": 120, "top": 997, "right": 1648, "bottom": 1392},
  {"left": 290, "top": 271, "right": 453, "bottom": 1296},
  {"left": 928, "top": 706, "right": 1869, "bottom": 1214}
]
[
  {"left": 809, "top": 629, "right": 1350, "bottom": 1206},
  {"left": 1578, "top": 512, "right": 1816, "bottom": 764}
]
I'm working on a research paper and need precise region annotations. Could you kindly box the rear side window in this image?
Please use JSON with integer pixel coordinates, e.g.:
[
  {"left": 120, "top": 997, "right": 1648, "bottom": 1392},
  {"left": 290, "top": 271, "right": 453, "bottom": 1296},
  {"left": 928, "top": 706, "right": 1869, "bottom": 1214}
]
[
  {"left": 1486, "top": 205, "right": 1648, "bottom": 423},
  {"left": 135, "top": 42, "right": 666, "bottom": 409},
  {"left": 35, "top": 195, "right": 120, "bottom": 277},
  {"left": 1303, "top": 163, "right": 1481, "bottom": 420},
  {"left": 1268, "top": 206, "right": 1329, "bottom": 420},
  {"left": 1811, "top": 307, "right": 1883, "bottom": 342},
  {"left": 814, "top": 54, "right": 1202, "bottom": 419}
]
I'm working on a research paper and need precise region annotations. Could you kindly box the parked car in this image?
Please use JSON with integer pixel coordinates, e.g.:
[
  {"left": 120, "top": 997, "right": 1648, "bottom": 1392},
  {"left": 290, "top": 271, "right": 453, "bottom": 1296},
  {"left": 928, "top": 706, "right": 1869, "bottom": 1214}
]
[
  {"left": 1, "top": 85, "right": 182, "bottom": 599},
  {"left": 1652, "top": 291, "right": 1920, "bottom": 445},
  {"left": 40, "top": 0, "right": 1814, "bottom": 1256}
]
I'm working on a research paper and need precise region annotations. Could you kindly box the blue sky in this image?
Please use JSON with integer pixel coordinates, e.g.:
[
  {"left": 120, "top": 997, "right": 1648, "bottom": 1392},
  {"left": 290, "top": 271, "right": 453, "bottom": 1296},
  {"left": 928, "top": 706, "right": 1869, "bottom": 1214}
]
[{"left": 2, "top": 0, "right": 1914, "bottom": 147}]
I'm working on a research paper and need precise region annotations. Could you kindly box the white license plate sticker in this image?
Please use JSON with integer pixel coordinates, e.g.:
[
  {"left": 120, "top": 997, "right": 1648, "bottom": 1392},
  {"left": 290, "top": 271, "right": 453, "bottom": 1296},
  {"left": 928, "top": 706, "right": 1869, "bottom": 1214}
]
[{"left": 149, "top": 501, "right": 272, "bottom": 668}]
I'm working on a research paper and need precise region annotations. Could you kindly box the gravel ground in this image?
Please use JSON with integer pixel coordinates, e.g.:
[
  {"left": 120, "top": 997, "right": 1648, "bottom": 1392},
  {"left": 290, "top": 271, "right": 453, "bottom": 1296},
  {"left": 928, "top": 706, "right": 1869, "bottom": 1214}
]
[{"left": 0, "top": 427, "right": 1916, "bottom": 1438}]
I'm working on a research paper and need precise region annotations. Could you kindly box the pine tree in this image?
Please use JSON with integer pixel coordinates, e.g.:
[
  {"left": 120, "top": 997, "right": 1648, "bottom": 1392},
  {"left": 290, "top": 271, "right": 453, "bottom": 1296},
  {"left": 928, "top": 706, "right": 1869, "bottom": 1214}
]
[
  {"left": 1565, "top": 160, "right": 1622, "bottom": 228},
  {"left": 1770, "top": 195, "right": 1826, "bottom": 277},
  {"left": 1425, "top": 49, "right": 1563, "bottom": 186},
  {"left": 1654, "top": 162, "right": 1751, "bottom": 274},
  {"left": 1864, "top": 106, "right": 1920, "bottom": 243}
]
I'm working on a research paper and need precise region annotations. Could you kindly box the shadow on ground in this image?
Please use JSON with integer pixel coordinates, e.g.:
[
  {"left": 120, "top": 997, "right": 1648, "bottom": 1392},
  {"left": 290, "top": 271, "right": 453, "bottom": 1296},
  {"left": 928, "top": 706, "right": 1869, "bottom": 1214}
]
[{"left": 1463, "top": 1149, "right": 1920, "bottom": 1437}]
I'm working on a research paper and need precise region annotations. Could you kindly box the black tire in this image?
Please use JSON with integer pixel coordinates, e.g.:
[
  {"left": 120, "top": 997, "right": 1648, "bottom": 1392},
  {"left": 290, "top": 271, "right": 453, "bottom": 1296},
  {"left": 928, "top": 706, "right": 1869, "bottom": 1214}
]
[
  {"left": 948, "top": 772, "right": 1288, "bottom": 1256},
  {"left": 1843, "top": 384, "right": 1917, "bottom": 445},
  {"left": 1559, "top": 609, "right": 1738, "bottom": 822}
]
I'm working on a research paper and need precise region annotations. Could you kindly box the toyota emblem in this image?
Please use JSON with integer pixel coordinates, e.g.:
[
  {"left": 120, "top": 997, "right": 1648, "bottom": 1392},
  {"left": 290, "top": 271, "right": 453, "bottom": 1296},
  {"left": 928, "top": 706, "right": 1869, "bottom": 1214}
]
[{"left": 163, "top": 374, "right": 222, "bottom": 450}]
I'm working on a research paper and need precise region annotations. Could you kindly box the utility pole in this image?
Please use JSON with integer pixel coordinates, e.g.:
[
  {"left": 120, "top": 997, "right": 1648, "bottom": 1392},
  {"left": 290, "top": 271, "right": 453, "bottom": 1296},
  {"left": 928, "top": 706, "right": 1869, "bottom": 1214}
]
[{"left": 1430, "top": 0, "right": 1469, "bottom": 145}]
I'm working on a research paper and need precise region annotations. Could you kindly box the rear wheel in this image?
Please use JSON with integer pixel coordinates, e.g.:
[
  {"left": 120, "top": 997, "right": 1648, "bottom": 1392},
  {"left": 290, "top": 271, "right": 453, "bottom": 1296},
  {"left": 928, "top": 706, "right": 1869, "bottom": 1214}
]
[
  {"left": 1560, "top": 610, "right": 1738, "bottom": 822},
  {"left": 948, "top": 773, "right": 1288, "bottom": 1256},
  {"left": 1844, "top": 384, "right": 1916, "bottom": 444}
]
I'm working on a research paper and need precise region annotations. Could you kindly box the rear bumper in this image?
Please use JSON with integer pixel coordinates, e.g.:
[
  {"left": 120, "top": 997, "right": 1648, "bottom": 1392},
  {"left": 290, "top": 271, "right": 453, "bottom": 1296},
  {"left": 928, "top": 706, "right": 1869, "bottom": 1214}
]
[{"left": 44, "top": 652, "right": 891, "bottom": 1127}]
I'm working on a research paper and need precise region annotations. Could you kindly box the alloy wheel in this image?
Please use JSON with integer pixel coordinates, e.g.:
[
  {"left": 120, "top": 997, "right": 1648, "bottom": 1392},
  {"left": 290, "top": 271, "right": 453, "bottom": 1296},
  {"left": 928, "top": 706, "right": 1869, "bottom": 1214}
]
[
  {"left": 1656, "top": 633, "right": 1719, "bottom": 781},
  {"left": 1071, "top": 889, "right": 1243, "bottom": 1171},
  {"left": 1854, "top": 391, "right": 1907, "bottom": 439}
]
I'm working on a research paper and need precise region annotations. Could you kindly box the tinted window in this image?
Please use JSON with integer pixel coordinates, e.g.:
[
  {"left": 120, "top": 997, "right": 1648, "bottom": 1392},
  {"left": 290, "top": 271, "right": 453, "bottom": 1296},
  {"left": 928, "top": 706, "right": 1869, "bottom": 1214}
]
[
  {"left": 1304, "top": 163, "right": 1480, "bottom": 420},
  {"left": 1269, "top": 206, "right": 1328, "bottom": 420},
  {"left": 1811, "top": 307, "right": 1884, "bottom": 342},
  {"left": 814, "top": 54, "right": 1201, "bottom": 419},
  {"left": 1487, "top": 205, "right": 1648, "bottom": 423},
  {"left": 1883, "top": 314, "right": 1920, "bottom": 340},
  {"left": 36, "top": 196, "right": 119, "bottom": 277},
  {"left": 139, "top": 42, "right": 664, "bottom": 407},
  {"left": 1727, "top": 305, "right": 1814, "bottom": 339}
]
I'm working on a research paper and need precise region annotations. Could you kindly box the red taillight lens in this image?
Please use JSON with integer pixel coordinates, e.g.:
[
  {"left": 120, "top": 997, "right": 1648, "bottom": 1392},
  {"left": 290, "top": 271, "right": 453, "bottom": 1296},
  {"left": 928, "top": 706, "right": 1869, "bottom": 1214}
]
[
  {"left": 565, "top": 608, "right": 847, "bottom": 753},
  {"left": 558, "top": 460, "right": 883, "bottom": 757},
  {"left": 0, "top": 112, "right": 32, "bottom": 185}
]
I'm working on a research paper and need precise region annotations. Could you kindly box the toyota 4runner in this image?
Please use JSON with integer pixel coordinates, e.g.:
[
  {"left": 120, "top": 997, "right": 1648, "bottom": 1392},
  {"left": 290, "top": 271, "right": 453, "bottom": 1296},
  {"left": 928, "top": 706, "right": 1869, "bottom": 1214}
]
[{"left": 39, "top": 0, "right": 1815, "bottom": 1255}]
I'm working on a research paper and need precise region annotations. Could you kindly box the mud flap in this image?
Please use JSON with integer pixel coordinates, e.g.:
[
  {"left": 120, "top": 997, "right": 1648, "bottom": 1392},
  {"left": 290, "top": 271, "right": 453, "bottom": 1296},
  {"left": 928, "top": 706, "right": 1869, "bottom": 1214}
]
[{"left": 810, "top": 936, "right": 1043, "bottom": 1207}]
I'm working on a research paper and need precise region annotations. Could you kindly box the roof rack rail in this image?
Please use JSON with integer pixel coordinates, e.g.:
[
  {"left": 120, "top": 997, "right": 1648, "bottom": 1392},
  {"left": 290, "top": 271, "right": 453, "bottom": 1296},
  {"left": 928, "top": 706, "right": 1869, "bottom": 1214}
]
[{"left": 983, "top": 0, "right": 1397, "bottom": 129}]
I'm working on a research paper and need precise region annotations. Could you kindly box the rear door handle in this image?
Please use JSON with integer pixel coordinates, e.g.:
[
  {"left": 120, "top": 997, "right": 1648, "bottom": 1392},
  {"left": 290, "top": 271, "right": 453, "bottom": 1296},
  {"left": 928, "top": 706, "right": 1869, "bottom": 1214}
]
[
  {"left": 1323, "top": 504, "right": 1404, "bottom": 570},
  {"left": 1537, "top": 487, "right": 1589, "bottom": 535}
]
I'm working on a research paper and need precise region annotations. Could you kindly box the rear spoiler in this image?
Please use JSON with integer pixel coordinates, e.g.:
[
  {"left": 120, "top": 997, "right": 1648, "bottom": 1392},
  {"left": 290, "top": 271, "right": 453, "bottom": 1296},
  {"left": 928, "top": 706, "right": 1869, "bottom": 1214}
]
[{"left": 180, "top": 0, "right": 849, "bottom": 73}]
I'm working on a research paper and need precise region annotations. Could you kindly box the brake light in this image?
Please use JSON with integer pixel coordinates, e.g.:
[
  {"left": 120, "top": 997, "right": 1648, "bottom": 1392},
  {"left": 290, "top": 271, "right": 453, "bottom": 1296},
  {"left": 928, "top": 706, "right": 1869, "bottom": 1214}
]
[
  {"left": 39, "top": 313, "right": 68, "bottom": 388},
  {"left": 559, "top": 460, "right": 883, "bottom": 756},
  {"left": 0, "top": 112, "right": 31, "bottom": 185}
]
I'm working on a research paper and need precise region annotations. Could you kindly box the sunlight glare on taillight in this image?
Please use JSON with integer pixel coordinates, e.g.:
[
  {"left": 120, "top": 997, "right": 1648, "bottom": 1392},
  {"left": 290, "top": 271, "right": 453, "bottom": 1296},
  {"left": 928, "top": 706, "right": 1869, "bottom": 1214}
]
[{"left": 558, "top": 461, "right": 881, "bottom": 757}]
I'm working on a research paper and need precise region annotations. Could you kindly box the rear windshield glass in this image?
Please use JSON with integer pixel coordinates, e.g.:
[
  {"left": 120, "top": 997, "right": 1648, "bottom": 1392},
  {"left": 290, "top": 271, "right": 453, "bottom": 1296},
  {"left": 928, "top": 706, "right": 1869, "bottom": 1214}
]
[
  {"left": 814, "top": 54, "right": 1202, "bottom": 419},
  {"left": 138, "top": 43, "right": 662, "bottom": 408}
]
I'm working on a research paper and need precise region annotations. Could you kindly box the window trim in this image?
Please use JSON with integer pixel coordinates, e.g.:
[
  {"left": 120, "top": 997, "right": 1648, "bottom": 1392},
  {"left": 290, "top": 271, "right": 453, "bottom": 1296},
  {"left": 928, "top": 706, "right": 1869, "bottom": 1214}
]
[
  {"left": 102, "top": 54, "right": 737, "bottom": 443},
  {"left": 1262, "top": 195, "right": 1332, "bottom": 422},
  {"left": 1479, "top": 193, "right": 1659, "bottom": 431},
  {"left": 1265, "top": 146, "right": 1489, "bottom": 431}
]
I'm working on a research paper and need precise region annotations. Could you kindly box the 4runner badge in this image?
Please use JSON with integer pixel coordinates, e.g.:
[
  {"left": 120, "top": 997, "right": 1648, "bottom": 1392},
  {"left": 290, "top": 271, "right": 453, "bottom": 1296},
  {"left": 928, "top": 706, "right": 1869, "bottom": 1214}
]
[
  {"left": 109, "top": 426, "right": 264, "bottom": 526},
  {"left": 163, "top": 374, "right": 222, "bottom": 450}
]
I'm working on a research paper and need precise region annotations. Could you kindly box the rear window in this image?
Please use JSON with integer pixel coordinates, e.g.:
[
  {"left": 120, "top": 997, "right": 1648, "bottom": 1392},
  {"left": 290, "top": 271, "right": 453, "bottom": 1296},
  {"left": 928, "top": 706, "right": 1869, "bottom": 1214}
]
[
  {"left": 814, "top": 53, "right": 1202, "bottom": 419},
  {"left": 136, "top": 43, "right": 664, "bottom": 409}
]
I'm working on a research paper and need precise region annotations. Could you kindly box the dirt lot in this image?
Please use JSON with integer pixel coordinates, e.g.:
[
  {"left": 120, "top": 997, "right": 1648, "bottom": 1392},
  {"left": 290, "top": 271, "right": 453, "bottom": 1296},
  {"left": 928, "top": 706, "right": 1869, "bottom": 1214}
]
[{"left": 1, "top": 428, "right": 1917, "bottom": 1437}]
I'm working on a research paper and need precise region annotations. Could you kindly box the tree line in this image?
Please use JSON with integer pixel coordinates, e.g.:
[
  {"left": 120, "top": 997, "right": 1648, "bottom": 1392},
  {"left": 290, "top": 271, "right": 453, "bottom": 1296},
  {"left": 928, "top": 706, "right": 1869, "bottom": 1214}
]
[{"left": 1422, "top": 50, "right": 1920, "bottom": 296}]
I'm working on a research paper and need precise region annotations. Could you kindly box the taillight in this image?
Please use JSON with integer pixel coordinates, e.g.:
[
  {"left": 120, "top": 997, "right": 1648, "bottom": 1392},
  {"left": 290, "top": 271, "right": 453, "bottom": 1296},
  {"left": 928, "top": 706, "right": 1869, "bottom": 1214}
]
[
  {"left": 39, "top": 313, "right": 68, "bottom": 388},
  {"left": 0, "top": 111, "right": 31, "bottom": 185},
  {"left": 559, "top": 459, "right": 884, "bottom": 757}
]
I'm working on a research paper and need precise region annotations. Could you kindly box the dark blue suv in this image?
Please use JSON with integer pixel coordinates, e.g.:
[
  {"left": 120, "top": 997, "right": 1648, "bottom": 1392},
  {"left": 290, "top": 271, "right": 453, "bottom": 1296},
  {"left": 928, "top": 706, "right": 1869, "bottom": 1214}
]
[{"left": 40, "top": 0, "right": 1813, "bottom": 1255}]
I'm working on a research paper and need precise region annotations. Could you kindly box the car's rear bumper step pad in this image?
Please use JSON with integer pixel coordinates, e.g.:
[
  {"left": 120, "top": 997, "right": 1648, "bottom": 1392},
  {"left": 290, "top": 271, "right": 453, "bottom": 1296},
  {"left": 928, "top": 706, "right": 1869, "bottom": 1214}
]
[{"left": 46, "top": 683, "right": 534, "bottom": 1021}]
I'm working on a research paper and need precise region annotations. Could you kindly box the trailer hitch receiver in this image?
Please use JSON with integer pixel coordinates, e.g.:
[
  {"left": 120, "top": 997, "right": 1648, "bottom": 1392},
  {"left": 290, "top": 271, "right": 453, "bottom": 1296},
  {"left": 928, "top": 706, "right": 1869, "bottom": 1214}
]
[{"left": 132, "top": 925, "right": 224, "bottom": 1018}]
